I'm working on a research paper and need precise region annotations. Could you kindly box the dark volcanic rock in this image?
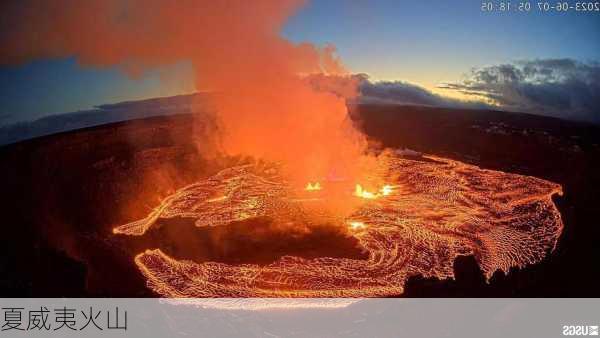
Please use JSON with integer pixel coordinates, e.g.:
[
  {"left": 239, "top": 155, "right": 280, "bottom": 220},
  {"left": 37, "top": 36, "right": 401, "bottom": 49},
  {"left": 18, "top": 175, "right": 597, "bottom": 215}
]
[{"left": 1, "top": 104, "right": 599, "bottom": 296}]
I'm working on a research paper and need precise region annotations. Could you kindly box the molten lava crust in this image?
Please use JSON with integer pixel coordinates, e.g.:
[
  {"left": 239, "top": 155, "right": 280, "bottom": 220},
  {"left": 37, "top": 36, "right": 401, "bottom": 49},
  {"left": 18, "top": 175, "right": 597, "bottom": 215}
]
[{"left": 114, "top": 152, "right": 563, "bottom": 298}]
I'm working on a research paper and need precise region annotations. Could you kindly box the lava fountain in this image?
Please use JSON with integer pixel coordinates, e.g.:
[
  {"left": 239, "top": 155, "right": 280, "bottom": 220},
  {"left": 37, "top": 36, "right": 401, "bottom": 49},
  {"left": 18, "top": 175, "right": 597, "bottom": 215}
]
[{"left": 114, "top": 150, "right": 563, "bottom": 298}]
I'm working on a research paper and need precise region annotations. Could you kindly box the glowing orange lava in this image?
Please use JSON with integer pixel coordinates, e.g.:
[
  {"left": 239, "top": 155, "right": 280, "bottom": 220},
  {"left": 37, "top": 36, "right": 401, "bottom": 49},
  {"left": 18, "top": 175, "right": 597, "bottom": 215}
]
[
  {"left": 347, "top": 221, "right": 367, "bottom": 231},
  {"left": 305, "top": 182, "right": 322, "bottom": 191},
  {"left": 114, "top": 151, "right": 563, "bottom": 298},
  {"left": 354, "top": 184, "right": 393, "bottom": 199}
]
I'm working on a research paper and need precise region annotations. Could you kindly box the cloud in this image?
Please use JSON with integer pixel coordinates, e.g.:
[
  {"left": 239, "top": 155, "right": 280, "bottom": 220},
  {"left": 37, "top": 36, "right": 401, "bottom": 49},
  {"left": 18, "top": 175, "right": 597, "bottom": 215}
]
[
  {"left": 439, "top": 59, "right": 600, "bottom": 122},
  {"left": 305, "top": 73, "right": 489, "bottom": 110},
  {"left": 353, "top": 74, "right": 489, "bottom": 110}
]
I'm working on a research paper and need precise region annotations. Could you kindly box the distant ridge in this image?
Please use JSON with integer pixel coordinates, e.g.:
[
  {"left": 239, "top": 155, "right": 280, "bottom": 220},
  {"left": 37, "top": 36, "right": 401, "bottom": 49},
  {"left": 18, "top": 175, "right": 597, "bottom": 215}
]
[
  {"left": 0, "top": 93, "right": 211, "bottom": 145},
  {"left": 2, "top": 92, "right": 596, "bottom": 146}
]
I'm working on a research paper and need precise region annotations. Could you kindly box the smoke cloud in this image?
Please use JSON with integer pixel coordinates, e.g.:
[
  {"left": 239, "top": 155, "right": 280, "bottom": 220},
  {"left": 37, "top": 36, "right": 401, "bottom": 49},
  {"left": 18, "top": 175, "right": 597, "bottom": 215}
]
[{"left": 0, "top": 0, "right": 371, "bottom": 182}]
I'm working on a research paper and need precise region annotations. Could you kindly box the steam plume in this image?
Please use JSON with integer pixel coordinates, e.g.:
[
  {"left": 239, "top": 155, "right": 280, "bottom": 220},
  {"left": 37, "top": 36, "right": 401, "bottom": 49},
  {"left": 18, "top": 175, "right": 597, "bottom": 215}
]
[{"left": 0, "top": 0, "right": 370, "bottom": 182}]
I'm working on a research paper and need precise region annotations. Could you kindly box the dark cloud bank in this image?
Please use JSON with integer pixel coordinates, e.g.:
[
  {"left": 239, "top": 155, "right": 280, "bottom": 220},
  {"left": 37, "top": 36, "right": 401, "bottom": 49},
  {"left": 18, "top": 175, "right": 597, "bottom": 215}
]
[
  {"left": 332, "top": 58, "right": 599, "bottom": 123},
  {"left": 353, "top": 74, "right": 489, "bottom": 110},
  {"left": 439, "top": 59, "right": 600, "bottom": 123}
]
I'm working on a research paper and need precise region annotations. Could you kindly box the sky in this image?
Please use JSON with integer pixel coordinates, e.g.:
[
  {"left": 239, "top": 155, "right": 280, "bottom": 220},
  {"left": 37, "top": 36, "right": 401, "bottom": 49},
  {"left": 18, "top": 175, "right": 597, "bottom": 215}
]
[
  {"left": 284, "top": 1, "right": 599, "bottom": 87},
  {"left": 1, "top": 0, "right": 599, "bottom": 125}
]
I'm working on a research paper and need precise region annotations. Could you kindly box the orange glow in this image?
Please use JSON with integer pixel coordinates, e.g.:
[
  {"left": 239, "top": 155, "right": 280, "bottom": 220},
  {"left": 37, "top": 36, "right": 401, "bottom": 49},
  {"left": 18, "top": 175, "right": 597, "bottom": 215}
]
[
  {"left": 0, "top": 1, "right": 376, "bottom": 184},
  {"left": 165, "top": 298, "right": 360, "bottom": 310},
  {"left": 354, "top": 184, "right": 393, "bottom": 199},
  {"left": 207, "top": 195, "right": 228, "bottom": 203},
  {"left": 380, "top": 184, "right": 393, "bottom": 196},
  {"left": 354, "top": 184, "right": 376, "bottom": 199},
  {"left": 305, "top": 182, "right": 322, "bottom": 191},
  {"left": 347, "top": 221, "right": 366, "bottom": 230},
  {"left": 114, "top": 152, "right": 564, "bottom": 298}
]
